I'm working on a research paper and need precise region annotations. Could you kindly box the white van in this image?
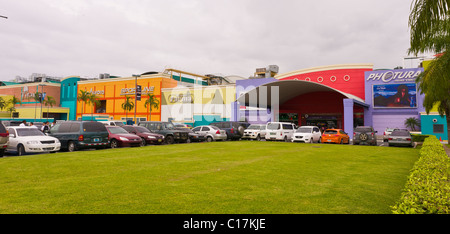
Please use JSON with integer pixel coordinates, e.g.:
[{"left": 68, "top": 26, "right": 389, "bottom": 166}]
[
  {"left": 101, "top": 121, "right": 125, "bottom": 126},
  {"left": 265, "top": 122, "right": 296, "bottom": 142}
]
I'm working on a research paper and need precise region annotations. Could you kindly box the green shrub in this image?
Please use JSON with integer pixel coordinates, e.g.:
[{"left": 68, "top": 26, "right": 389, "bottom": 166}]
[
  {"left": 392, "top": 136, "right": 450, "bottom": 214},
  {"left": 411, "top": 134, "right": 430, "bottom": 142}
]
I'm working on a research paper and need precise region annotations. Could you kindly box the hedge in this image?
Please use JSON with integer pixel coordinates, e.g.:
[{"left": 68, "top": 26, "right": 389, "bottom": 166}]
[
  {"left": 411, "top": 134, "right": 430, "bottom": 142},
  {"left": 391, "top": 136, "right": 450, "bottom": 214}
]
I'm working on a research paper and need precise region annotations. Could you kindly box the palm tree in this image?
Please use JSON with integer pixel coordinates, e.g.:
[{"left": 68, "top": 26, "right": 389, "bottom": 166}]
[
  {"left": 144, "top": 94, "right": 160, "bottom": 121},
  {"left": 77, "top": 90, "right": 90, "bottom": 120},
  {"left": 44, "top": 96, "right": 56, "bottom": 120},
  {"left": 33, "top": 92, "right": 42, "bottom": 121},
  {"left": 409, "top": 0, "right": 450, "bottom": 140},
  {"left": 0, "top": 97, "right": 6, "bottom": 111},
  {"left": 7, "top": 106, "right": 15, "bottom": 119},
  {"left": 87, "top": 93, "right": 101, "bottom": 121},
  {"left": 405, "top": 117, "right": 421, "bottom": 131},
  {"left": 121, "top": 96, "right": 134, "bottom": 122},
  {"left": 8, "top": 96, "right": 21, "bottom": 119}
]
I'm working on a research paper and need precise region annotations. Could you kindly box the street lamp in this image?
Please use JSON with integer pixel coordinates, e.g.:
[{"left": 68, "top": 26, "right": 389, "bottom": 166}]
[
  {"left": 132, "top": 74, "right": 141, "bottom": 125},
  {"left": 39, "top": 83, "right": 46, "bottom": 122}
]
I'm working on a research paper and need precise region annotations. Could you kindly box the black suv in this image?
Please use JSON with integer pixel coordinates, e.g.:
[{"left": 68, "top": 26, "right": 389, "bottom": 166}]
[
  {"left": 353, "top": 126, "right": 378, "bottom": 146},
  {"left": 48, "top": 121, "right": 110, "bottom": 151},
  {"left": 138, "top": 121, "right": 189, "bottom": 144},
  {"left": 210, "top": 121, "right": 250, "bottom": 140}
]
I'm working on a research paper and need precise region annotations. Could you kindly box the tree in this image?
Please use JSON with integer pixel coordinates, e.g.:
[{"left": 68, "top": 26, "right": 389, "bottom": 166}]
[
  {"left": 121, "top": 96, "right": 134, "bottom": 122},
  {"left": 405, "top": 117, "right": 421, "bottom": 131},
  {"left": 33, "top": 92, "right": 42, "bottom": 121},
  {"left": 8, "top": 96, "right": 21, "bottom": 119},
  {"left": 0, "top": 97, "right": 6, "bottom": 111},
  {"left": 144, "top": 93, "right": 160, "bottom": 121},
  {"left": 409, "top": 0, "right": 450, "bottom": 140},
  {"left": 77, "top": 90, "right": 90, "bottom": 120},
  {"left": 7, "top": 106, "right": 15, "bottom": 119},
  {"left": 44, "top": 96, "right": 56, "bottom": 120},
  {"left": 87, "top": 93, "right": 100, "bottom": 121}
]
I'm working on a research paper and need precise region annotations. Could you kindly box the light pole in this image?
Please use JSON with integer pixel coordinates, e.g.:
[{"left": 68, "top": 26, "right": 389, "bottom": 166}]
[
  {"left": 132, "top": 74, "right": 141, "bottom": 125},
  {"left": 39, "top": 84, "right": 46, "bottom": 122}
]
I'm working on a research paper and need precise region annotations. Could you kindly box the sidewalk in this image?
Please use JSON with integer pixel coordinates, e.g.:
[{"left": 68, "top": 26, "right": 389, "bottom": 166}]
[{"left": 444, "top": 144, "right": 450, "bottom": 157}]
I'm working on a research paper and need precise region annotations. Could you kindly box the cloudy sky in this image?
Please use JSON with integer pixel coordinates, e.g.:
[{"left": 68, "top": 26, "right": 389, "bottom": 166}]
[{"left": 0, "top": 0, "right": 427, "bottom": 81}]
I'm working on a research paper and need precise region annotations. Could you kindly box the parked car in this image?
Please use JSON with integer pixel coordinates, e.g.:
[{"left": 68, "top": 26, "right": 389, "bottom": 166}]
[
  {"left": 192, "top": 125, "right": 227, "bottom": 142},
  {"left": 1, "top": 120, "right": 23, "bottom": 127},
  {"left": 383, "top": 128, "right": 398, "bottom": 142},
  {"left": 48, "top": 121, "right": 109, "bottom": 152},
  {"left": 106, "top": 126, "right": 142, "bottom": 148},
  {"left": 265, "top": 122, "right": 296, "bottom": 142},
  {"left": 353, "top": 126, "right": 377, "bottom": 146},
  {"left": 0, "top": 122, "right": 9, "bottom": 156},
  {"left": 174, "top": 127, "right": 204, "bottom": 143},
  {"left": 100, "top": 120, "right": 125, "bottom": 126},
  {"left": 174, "top": 124, "right": 192, "bottom": 129},
  {"left": 388, "top": 129, "right": 413, "bottom": 147},
  {"left": 321, "top": 129, "right": 350, "bottom": 144},
  {"left": 121, "top": 125, "right": 165, "bottom": 146},
  {"left": 138, "top": 121, "right": 189, "bottom": 144},
  {"left": 6, "top": 126, "right": 60, "bottom": 156},
  {"left": 241, "top": 124, "right": 267, "bottom": 141},
  {"left": 210, "top": 121, "right": 250, "bottom": 140},
  {"left": 292, "top": 126, "right": 322, "bottom": 143}
]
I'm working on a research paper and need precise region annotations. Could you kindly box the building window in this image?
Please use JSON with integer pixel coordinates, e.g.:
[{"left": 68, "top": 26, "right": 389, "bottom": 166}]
[
  {"left": 433, "top": 124, "right": 444, "bottom": 133},
  {"left": 96, "top": 100, "right": 106, "bottom": 113}
]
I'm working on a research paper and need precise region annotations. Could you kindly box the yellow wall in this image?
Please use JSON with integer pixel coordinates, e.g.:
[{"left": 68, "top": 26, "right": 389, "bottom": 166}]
[{"left": 77, "top": 75, "right": 177, "bottom": 121}]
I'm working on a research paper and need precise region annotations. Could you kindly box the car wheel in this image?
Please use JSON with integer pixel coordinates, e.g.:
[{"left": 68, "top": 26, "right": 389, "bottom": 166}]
[
  {"left": 318, "top": 137, "right": 321, "bottom": 143},
  {"left": 284, "top": 136, "right": 288, "bottom": 142},
  {"left": 110, "top": 139, "right": 118, "bottom": 148},
  {"left": 340, "top": 139, "right": 344, "bottom": 144},
  {"left": 186, "top": 138, "right": 191, "bottom": 143},
  {"left": 17, "top": 144, "right": 25, "bottom": 156},
  {"left": 165, "top": 135, "right": 174, "bottom": 144},
  {"left": 206, "top": 136, "right": 213, "bottom": 142},
  {"left": 140, "top": 138, "right": 147, "bottom": 146},
  {"left": 0, "top": 149, "right": 4, "bottom": 157},
  {"left": 67, "top": 141, "right": 76, "bottom": 152},
  {"left": 256, "top": 135, "right": 261, "bottom": 141}
]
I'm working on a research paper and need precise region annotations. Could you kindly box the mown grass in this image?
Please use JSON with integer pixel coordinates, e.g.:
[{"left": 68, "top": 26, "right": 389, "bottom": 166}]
[{"left": 0, "top": 141, "right": 419, "bottom": 214}]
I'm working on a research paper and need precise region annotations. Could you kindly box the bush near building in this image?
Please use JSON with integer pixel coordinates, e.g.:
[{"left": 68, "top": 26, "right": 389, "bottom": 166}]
[{"left": 392, "top": 136, "right": 450, "bottom": 214}]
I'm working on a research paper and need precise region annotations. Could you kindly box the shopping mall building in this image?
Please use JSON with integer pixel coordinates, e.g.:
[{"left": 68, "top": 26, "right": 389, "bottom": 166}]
[{"left": 0, "top": 64, "right": 447, "bottom": 142}]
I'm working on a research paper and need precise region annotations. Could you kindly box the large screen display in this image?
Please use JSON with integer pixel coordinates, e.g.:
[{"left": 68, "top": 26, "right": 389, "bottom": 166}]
[{"left": 373, "top": 83, "right": 417, "bottom": 108}]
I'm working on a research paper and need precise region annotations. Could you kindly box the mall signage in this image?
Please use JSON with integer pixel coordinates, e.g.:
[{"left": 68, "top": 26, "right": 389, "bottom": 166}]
[
  {"left": 366, "top": 69, "right": 422, "bottom": 83},
  {"left": 120, "top": 86, "right": 155, "bottom": 96}
]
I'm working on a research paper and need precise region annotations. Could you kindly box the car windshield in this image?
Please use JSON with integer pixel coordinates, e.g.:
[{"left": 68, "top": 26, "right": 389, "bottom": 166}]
[
  {"left": 247, "top": 125, "right": 260, "bottom": 130},
  {"left": 107, "top": 127, "right": 129, "bottom": 134},
  {"left": 135, "top": 126, "right": 150, "bottom": 133},
  {"left": 356, "top": 127, "right": 372, "bottom": 132},
  {"left": 114, "top": 122, "right": 124, "bottom": 126},
  {"left": 296, "top": 128, "right": 312, "bottom": 133},
  {"left": 391, "top": 130, "right": 410, "bottom": 136},
  {"left": 165, "top": 123, "right": 175, "bottom": 129},
  {"left": 267, "top": 123, "right": 280, "bottom": 130},
  {"left": 324, "top": 130, "right": 338, "bottom": 134},
  {"left": 16, "top": 128, "right": 45, "bottom": 136}
]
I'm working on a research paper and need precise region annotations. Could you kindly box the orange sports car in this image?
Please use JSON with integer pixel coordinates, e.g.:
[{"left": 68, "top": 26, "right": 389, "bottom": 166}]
[{"left": 321, "top": 129, "right": 350, "bottom": 144}]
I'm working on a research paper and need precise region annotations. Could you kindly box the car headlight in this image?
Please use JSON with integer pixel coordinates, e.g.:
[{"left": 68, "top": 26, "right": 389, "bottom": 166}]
[
  {"left": 119, "top": 137, "right": 129, "bottom": 141},
  {"left": 147, "top": 136, "right": 156, "bottom": 139},
  {"left": 27, "top": 141, "right": 40, "bottom": 144},
  {"left": 55, "top": 139, "right": 60, "bottom": 143}
]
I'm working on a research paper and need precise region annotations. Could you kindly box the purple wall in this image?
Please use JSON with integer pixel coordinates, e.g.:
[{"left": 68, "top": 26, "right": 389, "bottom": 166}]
[{"left": 364, "top": 68, "right": 425, "bottom": 133}]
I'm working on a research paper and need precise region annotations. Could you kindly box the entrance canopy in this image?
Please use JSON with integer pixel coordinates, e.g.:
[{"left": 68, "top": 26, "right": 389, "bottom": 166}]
[{"left": 237, "top": 80, "right": 367, "bottom": 107}]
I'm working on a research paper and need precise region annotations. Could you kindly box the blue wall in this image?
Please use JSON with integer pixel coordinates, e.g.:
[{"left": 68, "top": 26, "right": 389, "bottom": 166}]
[
  {"left": 421, "top": 114, "right": 448, "bottom": 141},
  {"left": 60, "top": 77, "right": 80, "bottom": 120}
]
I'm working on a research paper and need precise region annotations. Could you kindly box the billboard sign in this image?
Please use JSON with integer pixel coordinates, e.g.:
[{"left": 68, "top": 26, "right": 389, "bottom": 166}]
[{"left": 373, "top": 83, "right": 417, "bottom": 108}]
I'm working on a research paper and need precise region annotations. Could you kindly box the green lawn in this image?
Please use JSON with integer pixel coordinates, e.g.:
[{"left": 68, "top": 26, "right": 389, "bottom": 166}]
[{"left": 0, "top": 141, "right": 419, "bottom": 214}]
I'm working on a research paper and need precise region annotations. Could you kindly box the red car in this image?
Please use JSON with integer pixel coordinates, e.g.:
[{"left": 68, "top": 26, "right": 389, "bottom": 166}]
[
  {"left": 106, "top": 126, "right": 142, "bottom": 148},
  {"left": 121, "top": 125, "right": 165, "bottom": 146}
]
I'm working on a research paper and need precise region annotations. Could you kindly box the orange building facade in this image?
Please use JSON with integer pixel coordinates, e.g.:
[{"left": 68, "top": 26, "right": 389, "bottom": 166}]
[{"left": 76, "top": 74, "right": 178, "bottom": 122}]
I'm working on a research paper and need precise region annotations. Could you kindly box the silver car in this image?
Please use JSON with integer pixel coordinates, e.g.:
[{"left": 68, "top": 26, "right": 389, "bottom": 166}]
[
  {"left": 388, "top": 129, "right": 413, "bottom": 147},
  {"left": 192, "top": 125, "right": 227, "bottom": 142},
  {"left": 383, "top": 128, "right": 398, "bottom": 142},
  {"left": 242, "top": 124, "right": 267, "bottom": 141}
]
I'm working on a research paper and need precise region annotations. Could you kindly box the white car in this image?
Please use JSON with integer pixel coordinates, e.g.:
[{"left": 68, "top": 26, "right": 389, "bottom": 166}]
[
  {"left": 6, "top": 126, "right": 61, "bottom": 156},
  {"left": 292, "top": 126, "right": 322, "bottom": 143},
  {"left": 265, "top": 122, "right": 296, "bottom": 142},
  {"left": 192, "top": 125, "right": 227, "bottom": 142},
  {"left": 242, "top": 124, "right": 267, "bottom": 141},
  {"left": 101, "top": 121, "right": 125, "bottom": 126}
]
